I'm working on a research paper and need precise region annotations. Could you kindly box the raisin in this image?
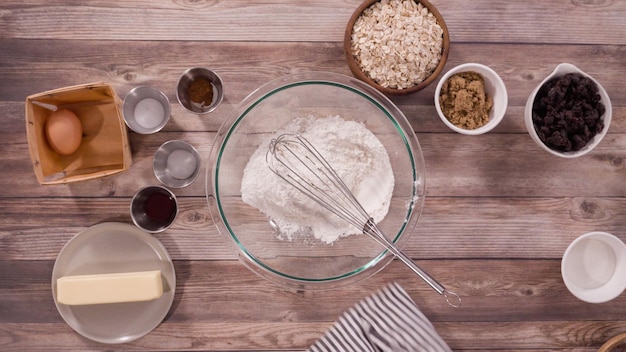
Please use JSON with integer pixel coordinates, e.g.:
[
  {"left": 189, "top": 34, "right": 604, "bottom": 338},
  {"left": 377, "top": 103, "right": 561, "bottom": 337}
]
[{"left": 531, "top": 73, "right": 605, "bottom": 152}]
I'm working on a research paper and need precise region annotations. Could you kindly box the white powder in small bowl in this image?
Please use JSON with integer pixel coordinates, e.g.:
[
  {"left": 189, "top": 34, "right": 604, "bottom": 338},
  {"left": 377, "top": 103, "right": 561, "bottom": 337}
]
[{"left": 240, "top": 115, "right": 394, "bottom": 244}]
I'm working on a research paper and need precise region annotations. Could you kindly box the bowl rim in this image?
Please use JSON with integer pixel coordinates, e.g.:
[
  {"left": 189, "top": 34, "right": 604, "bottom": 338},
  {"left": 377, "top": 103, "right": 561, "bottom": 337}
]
[
  {"left": 153, "top": 140, "right": 201, "bottom": 188},
  {"left": 524, "top": 63, "right": 612, "bottom": 158},
  {"left": 434, "top": 62, "right": 508, "bottom": 135},
  {"left": 205, "top": 71, "right": 427, "bottom": 289},
  {"left": 344, "top": 0, "right": 450, "bottom": 96},
  {"left": 561, "top": 231, "right": 626, "bottom": 303},
  {"left": 122, "top": 86, "right": 171, "bottom": 134},
  {"left": 176, "top": 67, "right": 224, "bottom": 114},
  {"left": 130, "top": 185, "right": 178, "bottom": 233}
]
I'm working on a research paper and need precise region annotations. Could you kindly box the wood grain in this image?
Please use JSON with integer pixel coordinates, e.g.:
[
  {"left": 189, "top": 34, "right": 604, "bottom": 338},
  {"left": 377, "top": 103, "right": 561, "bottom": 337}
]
[
  {"left": 2, "top": 260, "right": 626, "bottom": 350},
  {"left": 1, "top": 41, "right": 624, "bottom": 105},
  {"left": 1, "top": 1, "right": 624, "bottom": 44},
  {"left": 3, "top": 132, "right": 626, "bottom": 198},
  {"left": 1, "top": 320, "right": 625, "bottom": 351},
  {"left": 2, "top": 196, "right": 625, "bottom": 261},
  {"left": 5, "top": 259, "right": 626, "bottom": 323},
  {"left": 1, "top": 0, "right": 625, "bottom": 350}
]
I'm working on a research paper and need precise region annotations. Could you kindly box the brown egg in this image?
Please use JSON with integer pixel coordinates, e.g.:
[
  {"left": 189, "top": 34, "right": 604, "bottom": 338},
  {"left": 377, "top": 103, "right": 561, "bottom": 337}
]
[{"left": 45, "top": 109, "right": 83, "bottom": 155}]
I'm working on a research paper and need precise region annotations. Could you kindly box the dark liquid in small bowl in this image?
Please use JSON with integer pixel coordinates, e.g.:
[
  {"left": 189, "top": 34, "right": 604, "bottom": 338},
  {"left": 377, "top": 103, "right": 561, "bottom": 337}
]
[
  {"left": 131, "top": 186, "right": 177, "bottom": 232},
  {"left": 144, "top": 192, "right": 176, "bottom": 223}
]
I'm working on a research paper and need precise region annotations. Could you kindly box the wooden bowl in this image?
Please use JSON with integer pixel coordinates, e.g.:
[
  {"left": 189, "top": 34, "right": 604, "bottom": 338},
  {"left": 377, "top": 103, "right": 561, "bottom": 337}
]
[
  {"left": 599, "top": 333, "right": 626, "bottom": 352},
  {"left": 344, "top": 0, "right": 450, "bottom": 96}
]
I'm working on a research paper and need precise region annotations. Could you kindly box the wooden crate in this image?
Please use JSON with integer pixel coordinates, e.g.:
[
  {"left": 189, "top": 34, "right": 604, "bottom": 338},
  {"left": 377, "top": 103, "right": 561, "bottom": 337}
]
[{"left": 25, "top": 82, "right": 132, "bottom": 184}]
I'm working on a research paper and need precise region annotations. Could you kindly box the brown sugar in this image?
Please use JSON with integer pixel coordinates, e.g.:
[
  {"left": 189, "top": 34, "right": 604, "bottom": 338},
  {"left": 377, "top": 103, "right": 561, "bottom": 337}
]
[{"left": 439, "top": 71, "right": 493, "bottom": 130}]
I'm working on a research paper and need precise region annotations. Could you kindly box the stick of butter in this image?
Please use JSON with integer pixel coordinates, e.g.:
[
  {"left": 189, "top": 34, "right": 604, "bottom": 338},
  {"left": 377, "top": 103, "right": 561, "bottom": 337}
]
[{"left": 56, "top": 270, "right": 163, "bottom": 305}]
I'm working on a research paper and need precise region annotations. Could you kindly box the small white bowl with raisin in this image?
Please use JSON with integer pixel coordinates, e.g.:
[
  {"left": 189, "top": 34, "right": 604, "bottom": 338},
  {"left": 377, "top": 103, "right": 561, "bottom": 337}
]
[{"left": 525, "top": 63, "right": 612, "bottom": 158}]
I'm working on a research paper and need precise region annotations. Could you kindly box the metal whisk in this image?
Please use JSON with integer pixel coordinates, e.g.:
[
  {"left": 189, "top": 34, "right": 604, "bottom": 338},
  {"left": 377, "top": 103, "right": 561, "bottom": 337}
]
[{"left": 266, "top": 133, "right": 461, "bottom": 308}]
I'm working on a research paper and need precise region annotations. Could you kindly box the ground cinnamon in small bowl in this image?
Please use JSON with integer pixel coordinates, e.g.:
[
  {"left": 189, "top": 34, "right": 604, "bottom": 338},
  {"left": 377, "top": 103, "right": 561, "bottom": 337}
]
[
  {"left": 438, "top": 71, "right": 493, "bottom": 130},
  {"left": 176, "top": 67, "right": 224, "bottom": 114},
  {"left": 187, "top": 78, "right": 214, "bottom": 106}
]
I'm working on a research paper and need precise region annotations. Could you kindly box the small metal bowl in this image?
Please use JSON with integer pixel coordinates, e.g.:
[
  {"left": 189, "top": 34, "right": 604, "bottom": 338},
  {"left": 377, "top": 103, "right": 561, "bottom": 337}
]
[
  {"left": 176, "top": 67, "right": 224, "bottom": 114},
  {"left": 130, "top": 186, "right": 178, "bottom": 233},
  {"left": 122, "top": 86, "right": 171, "bottom": 134},
  {"left": 153, "top": 140, "right": 201, "bottom": 188}
]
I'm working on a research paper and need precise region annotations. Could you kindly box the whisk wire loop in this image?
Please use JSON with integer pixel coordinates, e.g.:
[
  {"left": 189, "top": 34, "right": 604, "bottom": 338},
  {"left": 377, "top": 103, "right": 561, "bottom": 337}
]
[
  {"left": 267, "top": 134, "right": 369, "bottom": 230},
  {"left": 266, "top": 133, "right": 460, "bottom": 308}
]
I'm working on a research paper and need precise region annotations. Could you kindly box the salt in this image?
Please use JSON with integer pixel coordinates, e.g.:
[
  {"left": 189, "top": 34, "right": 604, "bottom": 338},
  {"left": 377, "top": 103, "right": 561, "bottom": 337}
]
[
  {"left": 241, "top": 115, "right": 394, "bottom": 244},
  {"left": 134, "top": 98, "right": 165, "bottom": 129},
  {"left": 166, "top": 149, "right": 196, "bottom": 180}
]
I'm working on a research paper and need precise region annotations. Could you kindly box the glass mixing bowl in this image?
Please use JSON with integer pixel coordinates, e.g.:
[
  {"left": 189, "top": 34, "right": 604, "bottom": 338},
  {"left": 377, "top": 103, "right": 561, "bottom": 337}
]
[{"left": 206, "top": 72, "right": 425, "bottom": 289}]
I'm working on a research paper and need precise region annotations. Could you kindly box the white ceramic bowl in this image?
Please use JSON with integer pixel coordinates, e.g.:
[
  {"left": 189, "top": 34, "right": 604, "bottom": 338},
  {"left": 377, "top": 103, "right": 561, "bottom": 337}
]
[
  {"left": 434, "top": 63, "right": 508, "bottom": 135},
  {"left": 562, "top": 231, "right": 626, "bottom": 303},
  {"left": 524, "top": 63, "right": 612, "bottom": 158}
]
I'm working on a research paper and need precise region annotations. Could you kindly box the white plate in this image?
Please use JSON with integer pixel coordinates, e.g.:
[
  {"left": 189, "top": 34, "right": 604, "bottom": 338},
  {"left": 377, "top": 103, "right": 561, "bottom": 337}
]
[{"left": 51, "top": 222, "right": 176, "bottom": 344}]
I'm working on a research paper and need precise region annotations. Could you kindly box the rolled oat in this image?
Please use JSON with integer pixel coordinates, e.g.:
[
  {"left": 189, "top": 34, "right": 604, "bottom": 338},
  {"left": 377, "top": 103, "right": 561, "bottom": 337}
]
[{"left": 351, "top": 0, "right": 444, "bottom": 90}]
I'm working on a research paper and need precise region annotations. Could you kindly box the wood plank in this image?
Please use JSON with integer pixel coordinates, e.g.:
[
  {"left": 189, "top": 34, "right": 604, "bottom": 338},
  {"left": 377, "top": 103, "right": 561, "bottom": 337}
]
[
  {"left": 1, "top": 40, "right": 624, "bottom": 106},
  {"left": 2, "top": 99, "right": 626, "bottom": 139},
  {"left": 2, "top": 259, "right": 626, "bottom": 350},
  {"left": 2, "top": 131, "right": 626, "bottom": 198},
  {"left": 0, "top": 198, "right": 227, "bottom": 261},
  {"left": 0, "top": 131, "right": 215, "bottom": 197},
  {"left": 0, "top": 1, "right": 624, "bottom": 45},
  {"left": 2, "top": 197, "right": 626, "bottom": 261},
  {"left": 3, "top": 260, "right": 626, "bottom": 324},
  {"left": 1, "top": 321, "right": 624, "bottom": 351},
  {"left": 422, "top": 133, "right": 626, "bottom": 197},
  {"left": 439, "top": 321, "right": 626, "bottom": 351},
  {"left": 0, "top": 197, "right": 626, "bottom": 260}
]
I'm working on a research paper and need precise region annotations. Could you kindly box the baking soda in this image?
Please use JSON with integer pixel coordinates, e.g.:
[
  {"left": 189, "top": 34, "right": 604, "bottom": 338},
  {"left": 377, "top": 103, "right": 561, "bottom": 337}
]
[
  {"left": 241, "top": 115, "right": 394, "bottom": 244},
  {"left": 167, "top": 149, "right": 196, "bottom": 180},
  {"left": 134, "top": 98, "right": 164, "bottom": 129}
]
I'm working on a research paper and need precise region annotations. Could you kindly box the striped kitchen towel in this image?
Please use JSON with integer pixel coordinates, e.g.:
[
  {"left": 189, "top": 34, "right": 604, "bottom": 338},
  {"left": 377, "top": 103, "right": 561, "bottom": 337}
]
[{"left": 308, "top": 282, "right": 451, "bottom": 352}]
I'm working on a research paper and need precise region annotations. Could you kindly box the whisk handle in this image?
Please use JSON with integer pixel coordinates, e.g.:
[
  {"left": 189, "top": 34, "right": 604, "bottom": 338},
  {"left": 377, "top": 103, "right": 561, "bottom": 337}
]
[
  {"left": 389, "top": 242, "right": 445, "bottom": 294},
  {"left": 364, "top": 220, "right": 461, "bottom": 307},
  {"left": 384, "top": 238, "right": 461, "bottom": 307}
]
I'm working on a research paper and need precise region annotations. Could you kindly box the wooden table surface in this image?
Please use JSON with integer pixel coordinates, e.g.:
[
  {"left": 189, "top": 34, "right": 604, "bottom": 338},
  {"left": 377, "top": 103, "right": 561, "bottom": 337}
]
[{"left": 1, "top": 1, "right": 625, "bottom": 351}]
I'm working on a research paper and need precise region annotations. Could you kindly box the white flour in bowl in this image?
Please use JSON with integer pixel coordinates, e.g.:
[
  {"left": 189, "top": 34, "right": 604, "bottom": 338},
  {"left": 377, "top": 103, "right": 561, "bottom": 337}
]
[{"left": 241, "top": 115, "right": 394, "bottom": 244}]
